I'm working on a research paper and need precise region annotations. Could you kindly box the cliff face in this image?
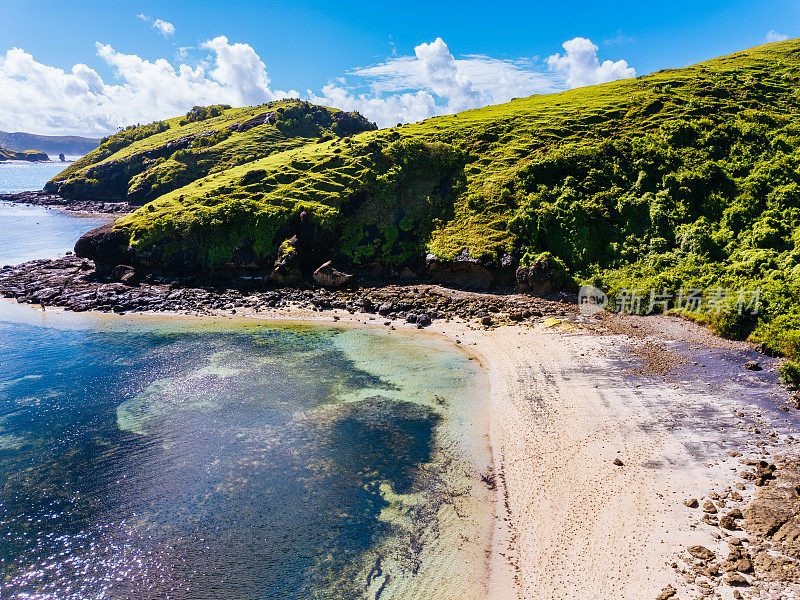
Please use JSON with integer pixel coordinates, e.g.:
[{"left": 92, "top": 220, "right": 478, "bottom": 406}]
[{"left": 71, "top": 39, "right": 800, "bottom": 355}]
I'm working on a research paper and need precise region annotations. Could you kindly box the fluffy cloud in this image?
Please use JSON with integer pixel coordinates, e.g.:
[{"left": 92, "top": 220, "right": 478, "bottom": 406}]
[
  {"left": 310, "top": 36, "right": 633, "bottom": 127},
  {"left": 201, "top": 36, "right": 273, "bottom": 105},
  {"left": 0, "top": 35, "right": 635, "bottom": 135},
  {"left": 766, "top": 30, "right": 789, "bottom": 43},
  {"left": 137, "top": 14, "right": 176, "bottom": 37},
  {"left": 545, "top": 37, "right": 635, "bottom": 88},
  {"left": 0, "top": 37, "right": 283, "bottom": 135}
]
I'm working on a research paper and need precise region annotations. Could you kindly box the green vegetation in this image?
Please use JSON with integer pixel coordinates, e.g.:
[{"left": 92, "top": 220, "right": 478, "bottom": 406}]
[
  {"left": 179, "top": 104, "right": 232, "bottom": 125},
  {"left": 57, "top": 39, "right": 800, "bottom": 355},
  {"left": 780, "top": 360, "right": 800, "bottom": 387}
]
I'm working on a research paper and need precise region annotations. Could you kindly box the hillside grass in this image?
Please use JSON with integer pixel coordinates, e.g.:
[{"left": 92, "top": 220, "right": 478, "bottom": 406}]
[{"left": 59, "top": 38, "right": 800, "bottom": 357}]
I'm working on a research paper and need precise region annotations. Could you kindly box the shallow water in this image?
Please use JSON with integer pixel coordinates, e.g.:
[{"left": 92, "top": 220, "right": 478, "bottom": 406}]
[
  {"left": 0, "top": 158, "right": 79, "bottom": 194},
  {"left": 0, "top": 300, "right": 493, "bottom": 599}
]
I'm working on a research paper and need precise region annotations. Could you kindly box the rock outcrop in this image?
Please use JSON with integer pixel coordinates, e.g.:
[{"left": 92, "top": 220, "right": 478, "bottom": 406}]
[
  {"left": 74, "top": 222, "right": 131, "bottom": 274},
  {"left": 425, "top": 249, "right": 494, "bottom": 291},
  {"left": 516, "top": 252, "right": 569, "bottom": 295},
  {"left": 313, "top": 261, "right": 352, "bottom": 288}
]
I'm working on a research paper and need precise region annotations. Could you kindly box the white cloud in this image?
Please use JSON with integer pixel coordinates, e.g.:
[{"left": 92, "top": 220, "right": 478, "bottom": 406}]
[
  {"left": 0, "top": 34, "right": 635, "bottom": 135},
  {"left": 766, "top": 30, "right": 789, "bottom": 43},
  {"left": 201, "top": 36, "right": 273, "bottom": 105},
  {"left": 0, "top": 38, "right": 284, "bottom": 136},
  {"left": 545, "top": 37, "right": 635, "bottom": 89},
  {"left": 310, "top": 36, "right": 633, "bottom": 127},
  {"left": 137, "top": 14, "right": 175, "bottom": 37}
]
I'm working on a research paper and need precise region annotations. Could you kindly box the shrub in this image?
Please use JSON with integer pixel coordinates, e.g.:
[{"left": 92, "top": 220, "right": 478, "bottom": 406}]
[{"left": 780, "top": 361, "right": 800, "bottom": 387}]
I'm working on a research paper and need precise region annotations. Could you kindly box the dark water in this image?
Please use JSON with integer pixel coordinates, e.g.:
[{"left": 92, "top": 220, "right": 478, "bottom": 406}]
[{"left": 0, "top": 304, "right": 491, "bottom": 599}]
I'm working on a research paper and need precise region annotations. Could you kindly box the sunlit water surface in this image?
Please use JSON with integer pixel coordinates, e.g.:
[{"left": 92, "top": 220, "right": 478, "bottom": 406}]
[
  {"left": 0, "top": 158, "right": 79, "bottom": 194},
  {"left": 0, "top": 205, "right": 494, "bottom": 599},
  {"left": 0, "top": 202, "right": 110, "bottom": 265}
]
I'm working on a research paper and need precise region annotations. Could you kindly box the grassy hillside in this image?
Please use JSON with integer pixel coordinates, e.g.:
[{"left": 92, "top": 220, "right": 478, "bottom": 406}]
[
  {"left": 47, "top": 100, "right": 376, "bottom": 203},
  {"left": 66, "top": 39, "right": 800, "bottom": 358}
]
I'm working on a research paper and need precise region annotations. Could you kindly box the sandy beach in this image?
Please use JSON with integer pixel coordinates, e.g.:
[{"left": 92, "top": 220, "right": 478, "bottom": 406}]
[{"left": 224, "top": 302, "right": 798, "bottom": 600}]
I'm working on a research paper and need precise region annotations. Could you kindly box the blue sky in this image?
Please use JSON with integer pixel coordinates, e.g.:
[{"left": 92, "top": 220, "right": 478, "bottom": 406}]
[{"left": 0, "top": 0, "right": 797, "bottom": 135}]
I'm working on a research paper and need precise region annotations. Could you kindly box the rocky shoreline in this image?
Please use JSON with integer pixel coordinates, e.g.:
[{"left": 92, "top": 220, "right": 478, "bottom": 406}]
[
  {"left": 0, "top": 191, "right": 133, "bottom": 214},
  {"left": 0, "top": 255, "right": 573, "bottom": 325}
]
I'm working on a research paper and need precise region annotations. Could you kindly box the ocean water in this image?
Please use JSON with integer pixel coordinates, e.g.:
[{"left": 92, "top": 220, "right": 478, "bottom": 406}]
[
  {"left": 0, "top": 202, "right": 110, "bottom": 266},
  {"left": 0, "top": 207, "right": 495, "bottom": 599},
  {"left": 0, "top": 155, "right": 110, "bottom": 266},
  {"left": 0, "top": 158, "right": 80, "bottom": 194}
]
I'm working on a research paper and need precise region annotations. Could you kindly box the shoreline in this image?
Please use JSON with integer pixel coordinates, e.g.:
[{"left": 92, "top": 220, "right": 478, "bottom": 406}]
[
  {"left": 0, "top": 191, "right": 133, "bottom": 215},
  {"left": 3, "top": 270, "right": 800, "bottom": 597}
]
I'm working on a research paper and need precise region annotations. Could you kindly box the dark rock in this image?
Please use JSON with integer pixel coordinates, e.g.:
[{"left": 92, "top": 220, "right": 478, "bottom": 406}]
[
  {"left": 111, "top": 265, "right": 138, "bottom": 286},
  {"left": 516, "top": 252, "right": 568, "bottom": 295},
  {"left": 745, "top": 360, "right": 762, "bottom": 371},
  {"left": 75, "top": 222, "right": 131, "bottom": 274},
  {"left": 270, "top": 237, "right": 301, "bottom": 286},
  {"left": 425, "top": 249, "right": 494, "bottom": 290},
  {"left": 235, "top": 111, "right": 276, "bottom": 132},
  {"left": 313, "top": 261, "right": 352, "bottom": 288},
  {"left": 613, "top": 457, "right": 624, "bottom": 466},
  {"left": 684, "top": 498, "right": 699, "bottom": 508}
]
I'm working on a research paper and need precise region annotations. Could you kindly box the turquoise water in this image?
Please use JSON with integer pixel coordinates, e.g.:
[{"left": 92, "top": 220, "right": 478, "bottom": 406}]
[
  {"left": 0, "top": 208, "right": 494, "bottom": 599},
  {"left": 0, "top": 158, "right": 79, "bottom": 194}
]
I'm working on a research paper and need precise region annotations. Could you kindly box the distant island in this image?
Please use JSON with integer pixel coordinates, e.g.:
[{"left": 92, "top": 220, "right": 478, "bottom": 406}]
[
  {"left": 0, "top": 131, "right": 99, "bottom": 157},
  {"left": 0, "top": 147, "right": 49, "bottom": 162}
]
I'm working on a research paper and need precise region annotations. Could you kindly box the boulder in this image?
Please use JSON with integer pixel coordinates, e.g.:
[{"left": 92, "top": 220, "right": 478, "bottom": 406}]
[
  {"left": 425, "top": 249, "right": 494, "bottom": 290},
  {"left": 74, "top": 221, "right": 131, "bottom": 274},
  {"left": 687, "top": 545, "right": 715, "bottom": 562},
  {"left": 313, "top": 261, "right": 352, "bottom": 288},
  {"left": 516, "top": 252, "right": 569, "bottom": 295},
  {"left": 111, "top": 265, "right": 138, "bottom": 286},
  {"left": 269, "top": 237, "right": 301, "bottom": 286}
]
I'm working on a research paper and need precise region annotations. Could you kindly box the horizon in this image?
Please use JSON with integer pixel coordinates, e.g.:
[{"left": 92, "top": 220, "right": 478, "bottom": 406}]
[{"left": 1, "top": 0, "right": 797, "bottom": 137}]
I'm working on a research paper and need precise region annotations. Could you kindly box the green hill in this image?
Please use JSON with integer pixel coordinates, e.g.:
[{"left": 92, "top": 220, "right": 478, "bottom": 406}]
[{"left": 64, "top": 39, "right": 800, "bottom": 358}]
